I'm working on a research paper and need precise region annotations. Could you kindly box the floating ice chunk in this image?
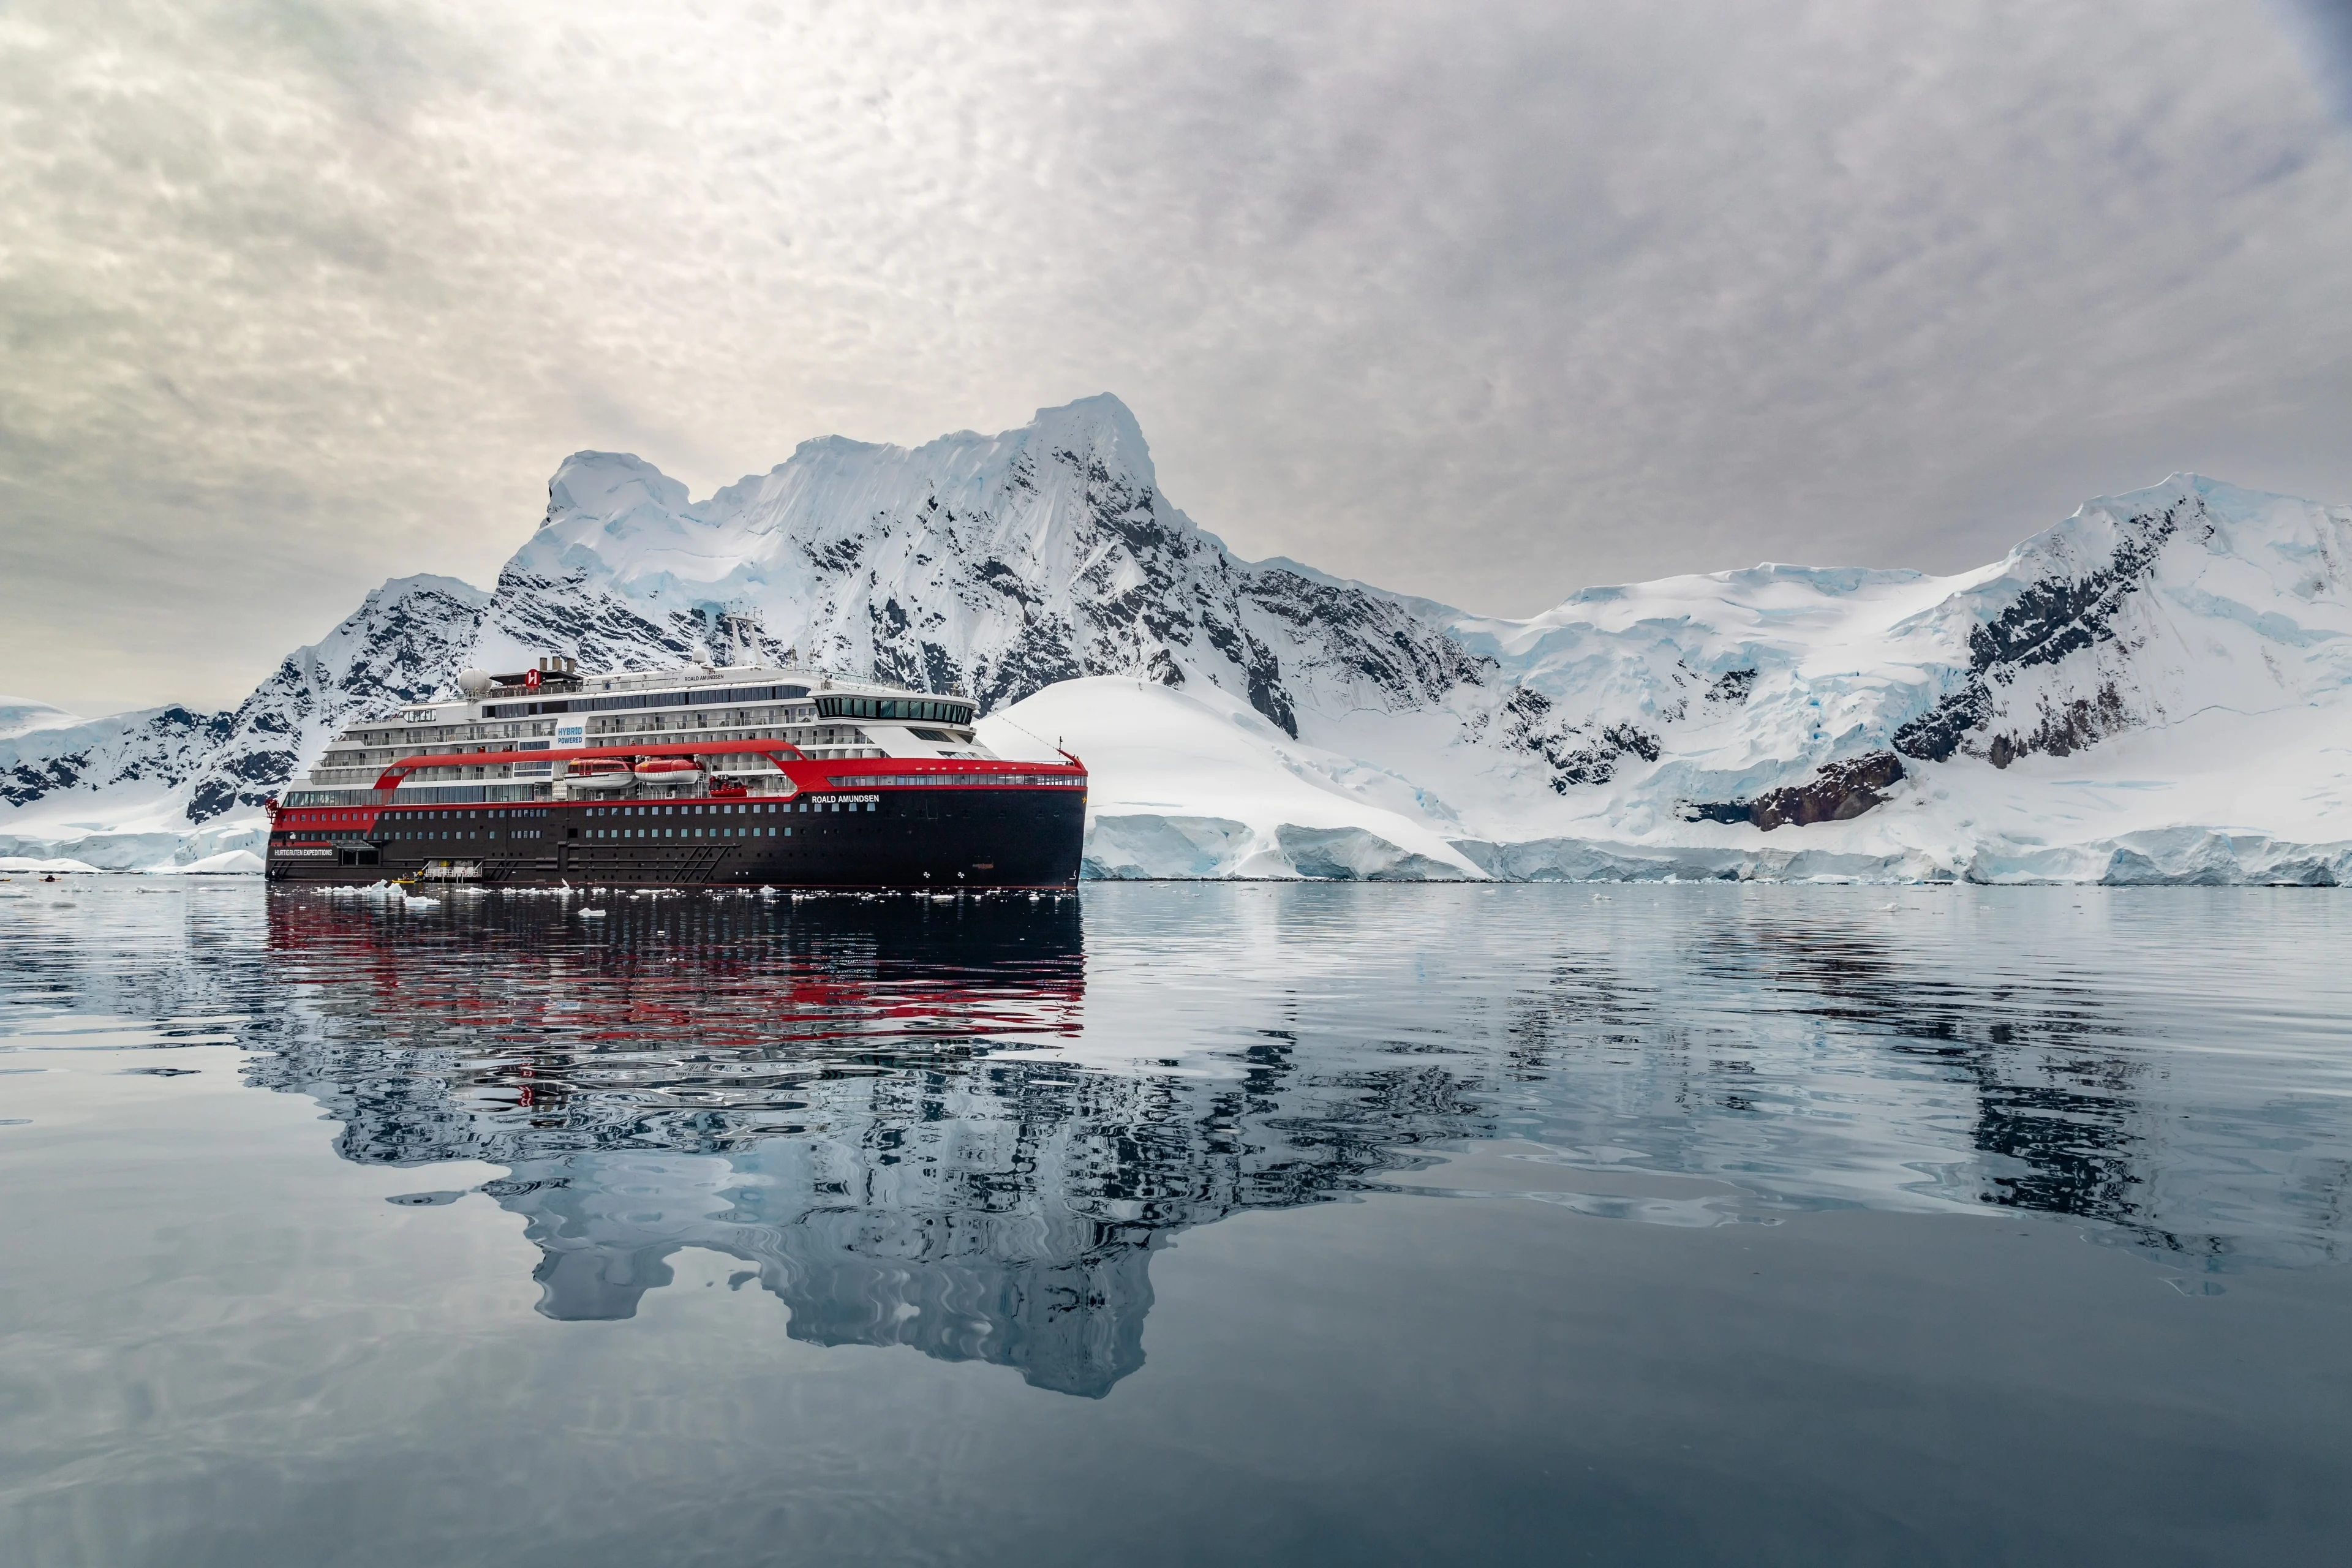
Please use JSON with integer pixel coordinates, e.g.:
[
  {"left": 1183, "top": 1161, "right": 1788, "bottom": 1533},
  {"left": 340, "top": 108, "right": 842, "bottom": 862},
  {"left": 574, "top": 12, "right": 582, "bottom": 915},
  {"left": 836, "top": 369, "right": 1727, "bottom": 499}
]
[{"left": 153, "top": 849, "right": 263, "bottom": 875}]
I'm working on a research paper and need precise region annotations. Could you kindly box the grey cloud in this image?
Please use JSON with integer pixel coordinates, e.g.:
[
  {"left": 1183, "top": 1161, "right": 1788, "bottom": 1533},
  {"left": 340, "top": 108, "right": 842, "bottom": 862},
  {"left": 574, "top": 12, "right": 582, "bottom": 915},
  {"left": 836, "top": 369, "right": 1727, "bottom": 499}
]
[
  {"left": 2, "top": 0, "right": 2349, "bottom": 714},
  {"left": 2276, "top": 0, "right": 2352, "bottom": 120}
]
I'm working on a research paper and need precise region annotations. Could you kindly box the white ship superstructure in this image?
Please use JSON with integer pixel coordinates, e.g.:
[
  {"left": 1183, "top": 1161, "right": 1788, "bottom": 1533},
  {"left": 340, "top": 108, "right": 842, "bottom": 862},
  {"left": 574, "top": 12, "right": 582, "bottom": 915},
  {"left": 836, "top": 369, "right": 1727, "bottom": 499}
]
[{"left": 296, "top": 658, "right": 990, "bottom": 801}]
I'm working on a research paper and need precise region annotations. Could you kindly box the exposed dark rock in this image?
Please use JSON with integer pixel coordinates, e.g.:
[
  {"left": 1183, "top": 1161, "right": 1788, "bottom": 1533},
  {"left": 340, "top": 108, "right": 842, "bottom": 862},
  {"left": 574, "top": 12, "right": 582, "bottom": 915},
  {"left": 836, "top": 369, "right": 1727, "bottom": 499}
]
[
  {"left": 976, "top": 617, "right": 1086, "bottom": 713},
  {"left": 807, "top": 536, "right": 865, "bottom": 573},
  {"left": 1706, "top": 668, "right": 1758, "bottom": 704},
  {"left": 1891, "top": 681, "right": 1993, "bottom": 765},
  {"left": 1987, "top": 682, "right": 2133, "bottom": 767},
  {"left": 1498, "top": 686, "right": 1664, "bottom": 792},
  {"left": 1894, "top": 498, "right": 2195, "bottom": 766},
  {"left": 978, "top": 560, "right": 1036, "bottom": 605},
  {"left": 1235, "top": 628, "right": 1294, "bottom": 736},
  {"left": 1680, "top": 751, "right": 1905, "bottom": 830}
]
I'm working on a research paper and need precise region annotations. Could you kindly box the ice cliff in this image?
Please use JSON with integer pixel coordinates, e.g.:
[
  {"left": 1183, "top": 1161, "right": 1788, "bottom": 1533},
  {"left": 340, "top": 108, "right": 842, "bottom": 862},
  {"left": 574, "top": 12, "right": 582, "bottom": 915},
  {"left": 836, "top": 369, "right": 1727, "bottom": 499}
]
[{"left": 6, "top": 396, "right": 2348, "bottom": 883}]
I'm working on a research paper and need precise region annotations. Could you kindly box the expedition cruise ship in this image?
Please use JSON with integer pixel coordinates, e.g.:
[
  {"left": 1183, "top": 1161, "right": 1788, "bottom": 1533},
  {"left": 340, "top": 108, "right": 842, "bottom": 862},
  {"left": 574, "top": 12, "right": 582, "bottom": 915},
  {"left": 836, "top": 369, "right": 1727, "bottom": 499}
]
[{"left": 265, "top": 658, "right": 1086, "bottom": 890}]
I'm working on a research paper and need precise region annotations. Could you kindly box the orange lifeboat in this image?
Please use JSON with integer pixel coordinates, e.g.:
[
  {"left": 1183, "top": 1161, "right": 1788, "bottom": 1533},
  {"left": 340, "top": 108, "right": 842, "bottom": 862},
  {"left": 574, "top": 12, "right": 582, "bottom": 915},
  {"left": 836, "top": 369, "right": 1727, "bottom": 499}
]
[
  {"left": 633, "top": 756, "right": 704, "bottom": 786},
  {"left": 567, "top": 758, "right": 631, "bottom": 792}
]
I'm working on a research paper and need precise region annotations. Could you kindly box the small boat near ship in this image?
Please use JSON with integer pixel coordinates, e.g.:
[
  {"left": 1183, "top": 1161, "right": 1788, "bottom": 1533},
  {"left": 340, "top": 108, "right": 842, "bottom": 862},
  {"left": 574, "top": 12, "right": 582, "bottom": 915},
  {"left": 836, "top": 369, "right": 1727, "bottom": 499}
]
[{"left": 263, "top": 658, "right": 1086, "bottom": 891}]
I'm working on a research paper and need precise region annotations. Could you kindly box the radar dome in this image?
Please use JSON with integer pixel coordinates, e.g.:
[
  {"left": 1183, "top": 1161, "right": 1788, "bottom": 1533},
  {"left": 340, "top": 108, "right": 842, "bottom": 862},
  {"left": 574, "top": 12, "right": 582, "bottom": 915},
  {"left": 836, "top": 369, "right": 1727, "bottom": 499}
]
[{"left": 455, "top": 669, "right": 493, "bottom": 696}]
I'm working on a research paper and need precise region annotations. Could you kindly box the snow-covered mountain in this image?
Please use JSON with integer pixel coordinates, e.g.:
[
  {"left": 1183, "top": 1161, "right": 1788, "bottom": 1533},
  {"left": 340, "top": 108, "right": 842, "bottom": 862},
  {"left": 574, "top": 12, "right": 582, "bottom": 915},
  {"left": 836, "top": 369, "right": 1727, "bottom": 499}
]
[
  {"left": 182, "top": 574, "right": 492, "bottom": 823},
  {"left": 1, "top": 576, "right": 489, "bottom": 868},
  {"left": 470, "top": 394, "right": 1490, "bottom": 738},
  {"left": 6, "top": 396, "right": 2350, "bottom": 883},
  {"left": 1409, "top": 475, "right": 2352, "bottom": 880},
  {"left": 1, "top": 703, "right": 228, "bottom": 821}
]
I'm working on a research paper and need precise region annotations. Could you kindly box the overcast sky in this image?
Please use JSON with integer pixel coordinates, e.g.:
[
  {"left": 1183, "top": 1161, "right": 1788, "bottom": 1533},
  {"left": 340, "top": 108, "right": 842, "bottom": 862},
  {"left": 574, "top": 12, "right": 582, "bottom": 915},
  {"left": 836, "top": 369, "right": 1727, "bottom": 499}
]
[{"left": 5, "top": 0, "right": 2351, "bottom": 716}]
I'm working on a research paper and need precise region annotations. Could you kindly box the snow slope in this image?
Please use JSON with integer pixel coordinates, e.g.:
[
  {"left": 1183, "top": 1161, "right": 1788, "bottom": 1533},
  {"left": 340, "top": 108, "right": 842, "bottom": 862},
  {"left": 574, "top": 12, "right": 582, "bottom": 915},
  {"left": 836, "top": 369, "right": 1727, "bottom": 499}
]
[
  {"left": 4, "top": 394, "right": 2348, "bottom": 883},
  {"left": 979, "top": 679, "right": 1484, "bottom": 880},
  {"left": 0, "top": 697, "right": 89, "bottom": 742}
]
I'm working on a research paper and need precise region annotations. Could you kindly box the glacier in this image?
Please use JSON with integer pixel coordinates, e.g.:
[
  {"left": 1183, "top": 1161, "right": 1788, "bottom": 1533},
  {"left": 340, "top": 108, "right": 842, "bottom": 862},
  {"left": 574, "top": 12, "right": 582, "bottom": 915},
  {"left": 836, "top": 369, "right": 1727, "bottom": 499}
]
[{"left": 5, "top": 395, "right": 2348, "bottom": 883}]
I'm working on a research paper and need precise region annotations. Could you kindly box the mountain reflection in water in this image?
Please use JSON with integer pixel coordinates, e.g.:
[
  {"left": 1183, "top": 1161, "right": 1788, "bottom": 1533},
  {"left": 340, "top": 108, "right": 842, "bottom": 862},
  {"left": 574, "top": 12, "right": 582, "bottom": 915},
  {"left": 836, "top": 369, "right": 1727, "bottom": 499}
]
[
  {"left": 190, "top": 886, "right": 2352, "bottom": 1398},
  {"left": 249, "top": 893, "right": 1493, "bottom": 1398}
]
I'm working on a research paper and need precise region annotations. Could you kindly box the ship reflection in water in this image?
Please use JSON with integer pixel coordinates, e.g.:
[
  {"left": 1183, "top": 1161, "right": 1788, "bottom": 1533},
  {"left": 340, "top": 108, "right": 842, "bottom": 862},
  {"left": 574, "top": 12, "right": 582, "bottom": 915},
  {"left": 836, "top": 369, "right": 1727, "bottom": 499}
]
[
  {"left": 241, "top": 886, "right": 2352, "bottom": 1401},
  {"left": 252, "top": 892, "right": 1493, "bottom": 1399}
]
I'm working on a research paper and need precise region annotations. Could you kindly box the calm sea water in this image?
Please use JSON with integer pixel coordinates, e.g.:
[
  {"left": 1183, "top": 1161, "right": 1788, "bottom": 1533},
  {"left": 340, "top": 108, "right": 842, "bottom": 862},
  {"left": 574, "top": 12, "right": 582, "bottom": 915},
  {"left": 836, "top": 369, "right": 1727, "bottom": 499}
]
[{"left": 3, "top": 879, "right": 2350, "bottom": 1566}]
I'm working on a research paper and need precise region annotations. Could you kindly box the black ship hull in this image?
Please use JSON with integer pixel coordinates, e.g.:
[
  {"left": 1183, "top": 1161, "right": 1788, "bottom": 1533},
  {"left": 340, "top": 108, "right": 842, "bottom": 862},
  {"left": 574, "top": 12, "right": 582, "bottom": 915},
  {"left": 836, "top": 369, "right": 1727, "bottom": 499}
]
[{"left": 266, "top": 786, "right": 1085, "bottom": 891}]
